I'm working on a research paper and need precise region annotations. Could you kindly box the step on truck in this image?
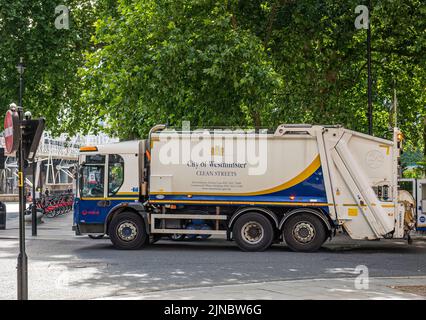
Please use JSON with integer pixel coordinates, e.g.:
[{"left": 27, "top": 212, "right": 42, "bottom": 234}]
[{"left": 73, "top": 124, "right": 416, "bottom": 252}]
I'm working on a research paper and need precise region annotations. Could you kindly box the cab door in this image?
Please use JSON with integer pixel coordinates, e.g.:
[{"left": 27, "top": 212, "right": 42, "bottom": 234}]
[{"left": 77, "top": 154, "right": 109, "bottom": 225}]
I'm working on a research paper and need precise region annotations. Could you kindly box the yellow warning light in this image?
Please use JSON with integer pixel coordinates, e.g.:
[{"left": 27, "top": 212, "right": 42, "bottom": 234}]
[{"left": 79, "top": 146, "right": 98, "bottom": 152}]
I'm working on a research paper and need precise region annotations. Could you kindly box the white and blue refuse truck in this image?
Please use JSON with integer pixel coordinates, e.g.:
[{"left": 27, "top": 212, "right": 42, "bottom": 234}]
[{"left": 72, "top": 124, "right": 417, "bottom": 252}]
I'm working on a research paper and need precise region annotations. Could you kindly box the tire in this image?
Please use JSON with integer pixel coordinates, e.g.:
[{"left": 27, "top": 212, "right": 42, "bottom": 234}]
[
  {"left": 283, "top": 213, "right": 327, "bottom": 252},
  {"left": 233, "top": 212, "right": 274, "bottom": 252},
  {"left": 108, "top": 212, "right": 147, "bottom": 250}
]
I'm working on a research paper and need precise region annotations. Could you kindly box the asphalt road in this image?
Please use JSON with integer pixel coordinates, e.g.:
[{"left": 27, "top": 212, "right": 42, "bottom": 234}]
[
  {"left": 1, "top": 228, "right": 425, "bottom": 299},
  {"left": 1, "top": 204, "right": 425, "bottom": 299}
]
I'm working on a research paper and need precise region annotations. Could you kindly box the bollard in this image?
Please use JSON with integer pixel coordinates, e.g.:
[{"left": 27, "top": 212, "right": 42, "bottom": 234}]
[{"left": 0, "top": 201, "right": 6, "bottom": 230}]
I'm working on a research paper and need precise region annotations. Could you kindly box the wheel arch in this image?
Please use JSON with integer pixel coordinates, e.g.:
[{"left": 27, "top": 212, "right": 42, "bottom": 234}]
[
  {"left": 104, "top": 203, "right": 149, "bottom": 235},
  {"left": 279, "top": 207, "right": 333, "bottom": 234},
  {"left": 229, "top": 207, "right": 279, "bottom": 231}
]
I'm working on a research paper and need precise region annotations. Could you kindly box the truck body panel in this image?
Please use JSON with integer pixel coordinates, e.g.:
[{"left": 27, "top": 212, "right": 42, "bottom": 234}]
[
  {"left": 73, "top": 124, "right": 416, "bottom": 251},
  {"left": 149, "top": 132, "right": 327, "bottom": 208},
  {"left": 148, "top": 125, "right": 401, "bottom": 239}
]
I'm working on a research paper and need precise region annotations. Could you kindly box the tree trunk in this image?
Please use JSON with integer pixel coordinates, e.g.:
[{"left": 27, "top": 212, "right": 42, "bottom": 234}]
[
  {"left": 263, "top": 0, "right": 294, "bottom": 49},
  {"left": 424, "top": 115, "right": 426, "bottom": 156},
  {"left": 423, "top": 115, "right": 426, "bottom": 175},
  {"left": 231, "top": 15, "right": 237, "bottom": 29},
  {"left": 251, "top": 110, "right": 261, "bottom": 130}
]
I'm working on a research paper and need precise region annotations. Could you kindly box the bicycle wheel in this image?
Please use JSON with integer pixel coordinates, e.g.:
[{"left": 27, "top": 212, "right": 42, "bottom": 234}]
[{"left": 45, "top": 210, "right": 56, "bottom": 218}]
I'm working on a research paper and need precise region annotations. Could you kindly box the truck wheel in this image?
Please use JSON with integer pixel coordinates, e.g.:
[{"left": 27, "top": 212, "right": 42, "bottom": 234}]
[
  {"left": 283, "top": 213, "right": 327, "bottom": 252},
  {"left": 233, "top": 213, "right": 274, "bottom": 252},
  {"left": 108, "top": 212, "right": 147, "bottom": 250}
]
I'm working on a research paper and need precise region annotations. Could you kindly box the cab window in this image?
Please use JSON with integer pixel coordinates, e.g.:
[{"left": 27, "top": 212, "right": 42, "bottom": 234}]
[
  {"left": 80, "top": 155, "right": 105, "bottom": 198},
  {"left": 108, "top": 154, "right": 124, "bottom": 196}
]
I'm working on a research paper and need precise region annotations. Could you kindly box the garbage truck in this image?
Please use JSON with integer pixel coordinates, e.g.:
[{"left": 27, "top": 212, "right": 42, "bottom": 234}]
[{"left": 72, "top": 124, "right": 416, "bottom": 252}]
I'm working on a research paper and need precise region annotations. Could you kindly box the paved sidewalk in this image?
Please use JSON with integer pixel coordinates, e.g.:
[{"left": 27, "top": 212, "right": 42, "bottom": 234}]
[
  {"left": 0, "top": 202, "right": 74, "bottom": 240},
  {"left": 101, "top": 276, "right": 426, "bottom": 300},
  {"left": 1, "top": 202, "right": 425, "bottom": 300}
]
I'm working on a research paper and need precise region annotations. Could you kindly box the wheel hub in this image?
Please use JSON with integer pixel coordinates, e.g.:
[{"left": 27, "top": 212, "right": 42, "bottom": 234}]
[
  {"left": 241, "top": 221, "right": 264, "bottom": 244},
  {"left": 117, "top": 221, "right": 138, "bottom": 241},
  {"left": 293, "top": 222, "right": 315, "bottom": 243}
]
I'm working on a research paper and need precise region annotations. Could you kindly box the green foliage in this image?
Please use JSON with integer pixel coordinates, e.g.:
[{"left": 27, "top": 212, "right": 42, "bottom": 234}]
[
  {"left": 401, "top": 148, "right": 423, "bottom": 167},
  {"left": 1, "top": 0, "right": 425, "bottom": 154},
  {"left": 79, "top": 0, "right": 426, "bottom": 146},
  {"left": 417, "top": 156, "right": 426, "bottom": 177},
  {"left": 0, "top": 0, "right": 113, "bottom": 135},
  {"left": 402, "top": 149, "right": 426, "bottom": 178},
  {"left": 78, "top": 0, "right": 282, "bottom": 139}
]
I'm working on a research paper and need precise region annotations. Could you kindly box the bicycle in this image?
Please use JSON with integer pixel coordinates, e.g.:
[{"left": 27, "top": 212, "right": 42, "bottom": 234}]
[{"left": 26, "top": 193, "right": 75, "bottom": 218}]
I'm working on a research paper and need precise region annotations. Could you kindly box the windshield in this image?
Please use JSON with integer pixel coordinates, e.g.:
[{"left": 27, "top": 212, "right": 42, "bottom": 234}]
[
  {"left": 81, "top": 165, "right": 105, "bottom": 198},
  {"left": 80, "top": 155, "right": 105, "bottom": 198}
]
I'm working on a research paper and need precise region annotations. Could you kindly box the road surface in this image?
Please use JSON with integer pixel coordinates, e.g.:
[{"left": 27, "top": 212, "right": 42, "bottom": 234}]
[{"left": 0, "top": 203, "right": 425, "bottom": 299}]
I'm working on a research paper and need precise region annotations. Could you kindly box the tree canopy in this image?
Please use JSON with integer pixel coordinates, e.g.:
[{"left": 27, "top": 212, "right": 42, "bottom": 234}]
[{"left": 1, "top": 1, "right": 425, "bottom": 161}]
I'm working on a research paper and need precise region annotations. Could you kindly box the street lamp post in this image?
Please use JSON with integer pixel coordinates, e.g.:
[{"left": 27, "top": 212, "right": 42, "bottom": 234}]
[{"left": 16, "top": 57, "right": 28, "bottom": 300}]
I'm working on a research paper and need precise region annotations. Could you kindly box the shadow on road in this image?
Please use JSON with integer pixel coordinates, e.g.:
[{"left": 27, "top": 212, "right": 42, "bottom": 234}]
[{"left": 0, "top": 234, "right": 425, "bottom": 299}]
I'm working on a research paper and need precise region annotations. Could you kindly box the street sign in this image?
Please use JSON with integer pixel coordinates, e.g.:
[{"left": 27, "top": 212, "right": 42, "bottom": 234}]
[
  {"left": 21, "top": 118, "right": 45, "bottom": 162},
  {"left": 4, "top": 109, "right": 20, "bottom": 154}
]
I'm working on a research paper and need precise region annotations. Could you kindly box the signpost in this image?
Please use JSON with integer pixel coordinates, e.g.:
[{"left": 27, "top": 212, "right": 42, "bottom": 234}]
[
  {"left": 4, "top": 102, "right": 28, "bottom": 300},
  {"left": 4, "top": 58, "right": 45, "bottom": 300},
  {"left": 4, "top": 109, "right": 20, "bottom": 154}
]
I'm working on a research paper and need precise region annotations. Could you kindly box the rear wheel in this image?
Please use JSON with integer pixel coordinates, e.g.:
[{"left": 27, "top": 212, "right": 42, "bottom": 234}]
[
  {"left": 283, "top": 213, "right": 327, "bottom": 252},
  {"left": 233, "top": 212, "right": 274, "bottom": 252},
  {"left": 108, "top": 212, "right": 147, "bottom": 250}
]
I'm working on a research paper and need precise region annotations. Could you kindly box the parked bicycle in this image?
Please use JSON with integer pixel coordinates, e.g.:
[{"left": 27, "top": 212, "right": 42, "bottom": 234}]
[{"left": 25, "top": 192, "right": 74, "bottom": 218}]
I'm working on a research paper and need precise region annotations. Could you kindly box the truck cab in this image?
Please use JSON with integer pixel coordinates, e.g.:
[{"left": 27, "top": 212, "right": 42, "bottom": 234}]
[{"left": 73, "top": 141, "right": 144, "bottom": 236}]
